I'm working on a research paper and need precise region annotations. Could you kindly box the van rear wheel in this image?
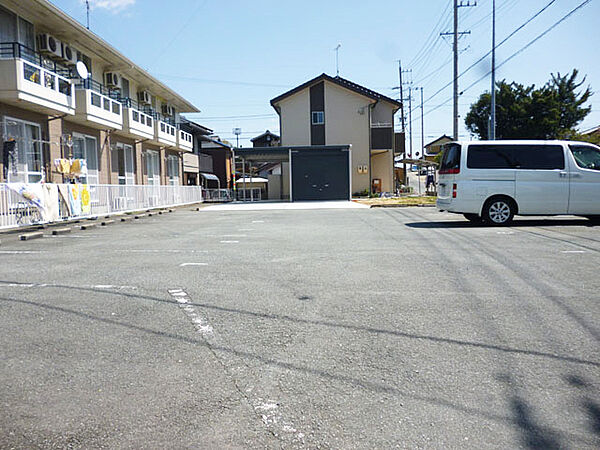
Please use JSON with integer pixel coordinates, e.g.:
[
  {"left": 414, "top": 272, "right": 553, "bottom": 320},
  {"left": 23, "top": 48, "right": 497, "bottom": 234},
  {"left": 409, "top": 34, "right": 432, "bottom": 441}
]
[{"left": 482, "top": 197, "right": 515, "bottom": 226}]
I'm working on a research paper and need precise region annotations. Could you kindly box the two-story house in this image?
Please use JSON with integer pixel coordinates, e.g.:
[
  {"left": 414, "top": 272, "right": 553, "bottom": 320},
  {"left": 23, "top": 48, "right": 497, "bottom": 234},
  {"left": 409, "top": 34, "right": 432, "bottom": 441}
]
[
  {"left": 270, "top": 73, "right": 401, "bottom": 194},
  {"left": 0, "top": 0, "right": 199, "bottom": 188}
]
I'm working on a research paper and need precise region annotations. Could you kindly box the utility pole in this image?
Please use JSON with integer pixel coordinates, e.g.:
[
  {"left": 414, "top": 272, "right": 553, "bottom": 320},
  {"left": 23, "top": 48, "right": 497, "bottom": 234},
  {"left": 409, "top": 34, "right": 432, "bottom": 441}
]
[
  {"left": 420, "top": 87, "right": 424, "bottom": 160},
  {"left": 398, "top": 60, "right": 407, "bottom": 187},
  {"left": 408, "top": 86, "right": 413, "bottom": 159},
  {"left": 490, "top": 0, "right": 496, "bottom": 140},
  {"left": 442, "top": 0, "right": 475, "bottom": 140}
]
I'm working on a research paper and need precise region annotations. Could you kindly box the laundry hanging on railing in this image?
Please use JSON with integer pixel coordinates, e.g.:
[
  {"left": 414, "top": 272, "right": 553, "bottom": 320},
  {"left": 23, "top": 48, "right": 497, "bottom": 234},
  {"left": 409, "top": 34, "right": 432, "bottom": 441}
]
[{"left": 5, "top": 183, "right": 45, "bottom": 210}]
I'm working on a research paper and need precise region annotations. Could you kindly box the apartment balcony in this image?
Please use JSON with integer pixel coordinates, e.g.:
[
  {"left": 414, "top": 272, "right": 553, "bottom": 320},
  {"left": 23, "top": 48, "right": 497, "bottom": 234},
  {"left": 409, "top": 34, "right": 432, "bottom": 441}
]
[
  {"left": 0, "top": 42, "right": 75, "bottom": 115},
  {"left": 74, "top": 79, "right": 123, "bottom": 130},
  {"left": 122, "top": 100, "right": 154, "bottom": 140},
  {"left": 370, "top": 122, "right": 393, "bottom": 152},
  {"left": 155, "top": 119, "right": 177, "bottom": 147},
  {"left": 178, "top": 129, "right": 193, "bottom": 152}
]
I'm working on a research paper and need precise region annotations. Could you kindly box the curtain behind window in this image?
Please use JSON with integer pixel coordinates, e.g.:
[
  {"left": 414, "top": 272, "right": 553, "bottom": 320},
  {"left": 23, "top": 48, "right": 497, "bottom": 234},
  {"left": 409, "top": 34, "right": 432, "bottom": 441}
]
[{"left": 0, "top": 5, "right": 17, "bottom": 43}]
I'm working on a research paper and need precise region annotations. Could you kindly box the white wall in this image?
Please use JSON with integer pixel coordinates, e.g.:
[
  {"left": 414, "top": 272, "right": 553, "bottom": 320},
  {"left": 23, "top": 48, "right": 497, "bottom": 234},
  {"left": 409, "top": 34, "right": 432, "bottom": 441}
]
[
  {"left": 279, "top": 90, "right": 310, "bottom": 146},
  {"left": 324, "top": 82, "right": 372, "bottom": 193}
]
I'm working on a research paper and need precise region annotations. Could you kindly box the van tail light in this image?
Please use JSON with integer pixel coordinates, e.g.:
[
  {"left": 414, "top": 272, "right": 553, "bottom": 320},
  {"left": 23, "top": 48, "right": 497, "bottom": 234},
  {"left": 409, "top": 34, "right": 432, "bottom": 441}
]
[
  {"left": 439, "top": 168, "right": 460, "bottom": 175},
  {"left": 452, "top": 183, "right": 457, "bottom": 198}
]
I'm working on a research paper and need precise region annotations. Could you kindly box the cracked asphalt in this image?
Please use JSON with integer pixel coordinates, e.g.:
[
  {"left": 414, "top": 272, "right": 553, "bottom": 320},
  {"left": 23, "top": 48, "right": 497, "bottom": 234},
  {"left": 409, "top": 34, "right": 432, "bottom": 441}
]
[{"left": 0, "top": 205, "right": 599, "bottom": 449}]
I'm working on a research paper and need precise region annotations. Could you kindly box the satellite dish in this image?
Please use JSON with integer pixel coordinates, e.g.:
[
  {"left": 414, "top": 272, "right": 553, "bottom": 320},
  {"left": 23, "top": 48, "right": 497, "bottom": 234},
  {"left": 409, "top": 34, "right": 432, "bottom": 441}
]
[{"left": 75, "top": 61, "right": 89, "bottom": 79}]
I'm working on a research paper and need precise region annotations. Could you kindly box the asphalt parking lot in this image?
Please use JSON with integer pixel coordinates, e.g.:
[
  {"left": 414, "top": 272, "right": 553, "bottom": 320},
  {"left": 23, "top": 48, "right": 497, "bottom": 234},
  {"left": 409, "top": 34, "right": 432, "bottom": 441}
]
[{"left": 1, "top": 205, "right": 599, "bottom": 448}]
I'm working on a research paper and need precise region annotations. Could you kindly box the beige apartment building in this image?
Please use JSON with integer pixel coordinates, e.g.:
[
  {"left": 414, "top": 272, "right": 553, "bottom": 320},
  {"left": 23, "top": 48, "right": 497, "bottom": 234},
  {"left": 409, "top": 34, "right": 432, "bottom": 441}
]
[
  {"left": 271, "top": 74, "right": 401, "bottom": 194},
  {"left": 0, "top": 0, "right": 199, "bottom": 187}
]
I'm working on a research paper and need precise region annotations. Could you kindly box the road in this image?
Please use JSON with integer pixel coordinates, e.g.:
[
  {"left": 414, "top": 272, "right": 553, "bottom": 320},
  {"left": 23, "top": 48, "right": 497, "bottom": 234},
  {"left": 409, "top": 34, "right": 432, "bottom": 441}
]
[{"left": 1, "top": 205, "right": 599, "bottom": 449}]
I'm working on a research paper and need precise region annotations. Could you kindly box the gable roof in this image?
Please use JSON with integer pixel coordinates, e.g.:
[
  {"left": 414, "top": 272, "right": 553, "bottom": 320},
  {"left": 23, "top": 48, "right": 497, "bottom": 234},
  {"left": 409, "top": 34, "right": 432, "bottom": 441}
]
[
  {"left": 251, "top": 130, "right": 280, "bottom": 142},
  {"left": 424, "top": 135, "right": 453, "bottom": 148},
  {"left": 270, "top": 73, "right": 402, "bottom": 110}
]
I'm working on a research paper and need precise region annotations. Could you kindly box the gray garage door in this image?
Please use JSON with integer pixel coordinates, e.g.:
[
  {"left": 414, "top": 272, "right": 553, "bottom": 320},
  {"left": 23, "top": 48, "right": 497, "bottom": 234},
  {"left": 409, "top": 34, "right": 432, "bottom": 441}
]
[{"left": 291, "top": 149, "right": 350, "bottom": 201}]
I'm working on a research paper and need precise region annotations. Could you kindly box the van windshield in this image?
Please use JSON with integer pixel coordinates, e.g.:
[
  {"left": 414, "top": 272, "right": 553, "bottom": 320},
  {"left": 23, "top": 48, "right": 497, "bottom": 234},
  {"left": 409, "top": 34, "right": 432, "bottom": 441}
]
[
  {"left": 569, "top": 145, "right": 600, "bottom": 170},
  {"left": 440, "top": 144, "right": 460, "bottom": 174}
]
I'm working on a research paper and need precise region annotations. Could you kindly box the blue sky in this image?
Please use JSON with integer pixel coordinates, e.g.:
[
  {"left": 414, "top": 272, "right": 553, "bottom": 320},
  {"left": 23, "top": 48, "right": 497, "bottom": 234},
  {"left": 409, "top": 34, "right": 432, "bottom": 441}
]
[{"left": 52, "top": 0, "right": 600, "bottom": 149}]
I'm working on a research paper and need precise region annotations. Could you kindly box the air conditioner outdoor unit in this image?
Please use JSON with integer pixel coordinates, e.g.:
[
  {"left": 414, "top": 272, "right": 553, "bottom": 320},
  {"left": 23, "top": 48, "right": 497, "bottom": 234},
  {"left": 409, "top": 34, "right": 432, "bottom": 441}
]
[
  {"left": 37, "top": 34, "right": 62, "bottom": 59},
  {"left": 162, "top": 104, "right": 175, "bottom": 117},
  {"left": 61, "top": 43, "right": 77, "bottom": 65},
  {"left": 104, "top": 72, "right": 121, "bottom": 89},
  {"left": 138, "top": 90, "right": 152, "bottom": 105}
]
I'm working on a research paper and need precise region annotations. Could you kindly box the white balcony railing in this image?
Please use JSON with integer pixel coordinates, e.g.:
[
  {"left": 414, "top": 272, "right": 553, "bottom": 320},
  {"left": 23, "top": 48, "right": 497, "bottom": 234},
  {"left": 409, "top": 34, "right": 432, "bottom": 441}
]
[
  {"left": 156, "top": 120, "right": 177, "bottom": 146},
  {"left": 124, "top": 107, "right": 154, "bottom": 140},
  {"left": 178, "top": 129, "right": 193, "bottom": 152},
  {"left": 75, "top": 88, "right": 123, "bottom": 130},
  {"left": 0, "top": 183, "right": 212, "bottom": 229},
  {"left": 0, "top": 58, "right": 75, "bottom": 115}
]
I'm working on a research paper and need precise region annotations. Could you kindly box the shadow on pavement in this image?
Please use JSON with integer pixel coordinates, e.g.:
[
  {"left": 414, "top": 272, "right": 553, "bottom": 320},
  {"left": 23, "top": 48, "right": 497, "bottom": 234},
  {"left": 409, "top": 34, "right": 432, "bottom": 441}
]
[{"left": 404, "top": 218, "right": 595, "bottom": 229}]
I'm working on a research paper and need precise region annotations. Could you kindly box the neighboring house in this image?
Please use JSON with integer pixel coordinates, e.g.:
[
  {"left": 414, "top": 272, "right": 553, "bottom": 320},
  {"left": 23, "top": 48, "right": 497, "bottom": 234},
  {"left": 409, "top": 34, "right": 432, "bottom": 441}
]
[
  {"left": 424, "top": 135, "right": 453, "bottom": 162},
  {"left": 251, "top": 130, "right": 280, "bottom": 147},
  {"left": 179, "top": 118, "right": 213, "bottom": 186},
  {"left": 270, "top": 73, "right": 401, "bottom": 194},
  {"left": 0, "top": 0, "right": 199, "bottom": 187},
  {"left": 199, "top": 135, "right": 234, "bottom": 189}
]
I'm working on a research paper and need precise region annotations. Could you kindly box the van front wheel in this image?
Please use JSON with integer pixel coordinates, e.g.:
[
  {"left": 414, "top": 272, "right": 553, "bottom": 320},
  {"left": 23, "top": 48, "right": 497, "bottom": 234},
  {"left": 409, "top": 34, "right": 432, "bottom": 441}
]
[{"left": 483, "top": 197, "right": 515, "bottom": 225}]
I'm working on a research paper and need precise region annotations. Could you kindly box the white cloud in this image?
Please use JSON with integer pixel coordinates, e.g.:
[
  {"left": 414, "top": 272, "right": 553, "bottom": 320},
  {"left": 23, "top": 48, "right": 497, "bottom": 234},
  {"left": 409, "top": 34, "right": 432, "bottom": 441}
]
[{"left": 84, "top": 0, "right": 135, "bottom": 12}]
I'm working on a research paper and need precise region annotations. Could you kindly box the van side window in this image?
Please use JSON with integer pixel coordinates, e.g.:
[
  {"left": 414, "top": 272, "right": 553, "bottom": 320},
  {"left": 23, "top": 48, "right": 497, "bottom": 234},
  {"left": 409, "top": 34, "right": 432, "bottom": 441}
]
[
  {"left": 467, "top": 145, "right": 514, "bottom": 169},
  {"left": 569, "top": 145, "right": 600, "bottom": 171},
  {"left": 514, "top": 145, "right": 564, "bottom": 169}
]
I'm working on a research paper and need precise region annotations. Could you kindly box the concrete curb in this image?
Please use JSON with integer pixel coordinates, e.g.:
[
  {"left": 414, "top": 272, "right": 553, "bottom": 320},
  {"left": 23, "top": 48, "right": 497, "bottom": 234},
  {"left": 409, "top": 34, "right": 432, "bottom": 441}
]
[
  {"left": 120, "top": 217, "right": 131, "bottom": 222},
  {"left": 101, "top": 220, "right": 115, "bottom": 226},
  {"left": 134, "top": 214, "right": 146, "bottom": 219},
  {"left": 79, "top": 223, "right": 97, "bottom": 230},
  {"left": 51, "top": 227, "right": 71, "bottom": 236},
  {"left": 20, "top": 231, "right": 44, "bottom": 241}
]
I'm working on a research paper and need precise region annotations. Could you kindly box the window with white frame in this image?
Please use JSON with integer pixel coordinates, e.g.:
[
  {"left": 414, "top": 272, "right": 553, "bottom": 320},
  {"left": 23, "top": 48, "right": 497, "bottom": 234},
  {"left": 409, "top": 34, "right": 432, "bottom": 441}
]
[
  {"left": 145, "top": 150, "right": 160, "bottom": 185},
  {"left": 3, "top": 117, "right": 43, "bottom": 183},
  {"left": 167, "top": 154, "right": 180, "bottom": 185},
  {"left": 311, "top": 111, "right": 324, "bottom": 125},
  {"left": 113, "top": 143, "right": 135, "bottom": 185},
  {"left": 72, "top": 133, "right": 99, "bottom": 185}
]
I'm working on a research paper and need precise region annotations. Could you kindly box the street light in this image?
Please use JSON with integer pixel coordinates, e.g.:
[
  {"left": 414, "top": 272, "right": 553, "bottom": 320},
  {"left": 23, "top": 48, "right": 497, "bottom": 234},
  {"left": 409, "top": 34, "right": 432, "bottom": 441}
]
[{"left": 233, "top": 127, "right": 242, "bottom": 148}]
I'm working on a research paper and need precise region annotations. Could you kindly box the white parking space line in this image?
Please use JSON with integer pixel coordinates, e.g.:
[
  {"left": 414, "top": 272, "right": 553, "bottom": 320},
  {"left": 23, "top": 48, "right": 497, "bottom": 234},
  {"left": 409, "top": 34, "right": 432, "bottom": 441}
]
[
  {"left": 252, "top": 220, "right": 264, "bottom": 223},
  {"left": 179, "top": 263, "right": 209, "bottom": 267},
  {"left": 0, "top": 250, "right": 46, "bottom": 254},
  {"left": 0, "top": 282, "right": 137, "bottom": 290},
  {"left": 220, "top": 240, "right": 239, "bottom": 244},
  {"left": 168, "top": 289, "right": 213, "bottom": 336},
  {"left": 561, "top": 250, "right": 587, "bottom": 254}
]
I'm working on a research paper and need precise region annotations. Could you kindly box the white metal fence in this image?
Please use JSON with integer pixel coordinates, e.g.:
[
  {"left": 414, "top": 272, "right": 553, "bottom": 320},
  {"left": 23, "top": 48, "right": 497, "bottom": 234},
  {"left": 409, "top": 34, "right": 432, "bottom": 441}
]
[
  {"left": 203, "top": 189, "right": 233, "bottom": 202},
  {"left": 0, "top": 183, "right": 212, "bottom": 229}
]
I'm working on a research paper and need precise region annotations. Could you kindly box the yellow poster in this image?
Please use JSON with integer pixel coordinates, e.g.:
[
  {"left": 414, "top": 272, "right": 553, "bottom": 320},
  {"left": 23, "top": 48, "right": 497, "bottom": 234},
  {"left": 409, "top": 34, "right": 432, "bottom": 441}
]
[{"left": 80, "top": 184, "right": 91, "bottom": 215}]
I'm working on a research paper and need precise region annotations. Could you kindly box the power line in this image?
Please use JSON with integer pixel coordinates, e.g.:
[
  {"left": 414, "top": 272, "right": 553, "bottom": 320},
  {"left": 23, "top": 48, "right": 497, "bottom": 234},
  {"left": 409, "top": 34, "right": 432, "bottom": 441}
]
[
  {"left": 407, "top": 0, "right": 593, "bottom": 127},
  {"left": 411, "top": 0, "right": 561, "bottom": 117}
]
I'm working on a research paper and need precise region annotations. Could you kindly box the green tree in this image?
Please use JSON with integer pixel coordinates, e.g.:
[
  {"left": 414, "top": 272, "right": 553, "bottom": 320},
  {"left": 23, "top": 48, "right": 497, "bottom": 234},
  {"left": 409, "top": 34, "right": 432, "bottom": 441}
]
[{"left": 465, "top": 69, "right": 592, "bottom": 140}]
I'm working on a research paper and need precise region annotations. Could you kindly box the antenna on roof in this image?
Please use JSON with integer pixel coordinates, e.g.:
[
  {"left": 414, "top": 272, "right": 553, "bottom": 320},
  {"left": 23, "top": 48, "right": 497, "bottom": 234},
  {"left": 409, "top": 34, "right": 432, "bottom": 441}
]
[
  {"left": 334, "top": 43, "right": 341, "bottom": 77},
  {"left": 86, "top": 0, "right": 90, "bottom": 29}
]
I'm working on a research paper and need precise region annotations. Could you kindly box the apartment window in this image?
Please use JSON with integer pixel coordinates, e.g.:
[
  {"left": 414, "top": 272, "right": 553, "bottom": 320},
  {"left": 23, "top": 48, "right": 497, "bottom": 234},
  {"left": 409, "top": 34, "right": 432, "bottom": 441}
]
[
  {"left": 120, "top": 77, "right": 130, "bottom": 98},
  {"left": 18, "top": 17, "right": 34, "bottom": 48},
  {"left": 72, "top": 134, "right": 99, "bottom": 185},
  {"left": 145, "top": 150, "right": 160, "bottom": 185},
  {"left": 3, "top": 117, "right": 42, "bottom": 183},
  {"left": 0, "top": 5, "right": 17, "bottom": 43},
  {"left": 311, "top": 111, "right": 324, "bottom": 125},
  {"left": 113, "top": 143, "right": 135, "bottom": 185},
  {"left": 167, "top": 155, "right": 180, "bottom": 185}
]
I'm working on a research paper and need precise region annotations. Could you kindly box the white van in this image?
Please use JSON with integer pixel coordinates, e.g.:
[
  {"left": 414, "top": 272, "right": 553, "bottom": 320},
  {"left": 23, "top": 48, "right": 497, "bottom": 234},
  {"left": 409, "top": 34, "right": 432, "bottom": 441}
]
[{"left": 436, "top": 140, "right": 600, "bottom": 225}]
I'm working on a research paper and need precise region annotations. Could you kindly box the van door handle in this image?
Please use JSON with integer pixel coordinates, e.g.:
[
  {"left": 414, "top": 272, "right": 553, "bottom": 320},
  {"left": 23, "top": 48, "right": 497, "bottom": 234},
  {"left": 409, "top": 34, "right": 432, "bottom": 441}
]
[{"left": 559, "top": 171, "right": 568, "bottom": 178}]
